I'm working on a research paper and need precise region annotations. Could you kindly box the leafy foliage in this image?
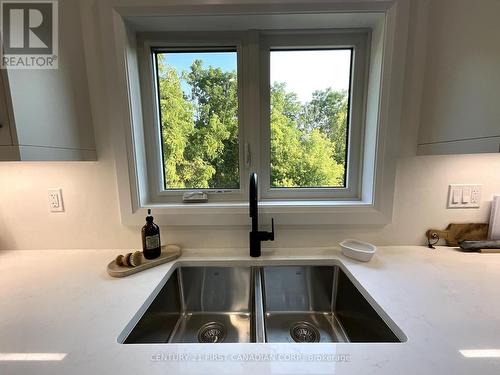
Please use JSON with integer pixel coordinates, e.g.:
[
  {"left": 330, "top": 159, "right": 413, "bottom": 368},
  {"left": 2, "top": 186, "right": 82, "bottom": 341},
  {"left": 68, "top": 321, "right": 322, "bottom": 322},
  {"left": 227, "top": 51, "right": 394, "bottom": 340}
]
[
  {"left": 270, "top": 83, "right": 345, "bottom": 188},
  {"left": 300, "top": 89, "right": 349, "bottom": 166},
  {"left": 157, "top": 55, "right": 348, "bottom": 189},
  {"left": 158, "top": 56, "right": 238, "bottom": 189}
]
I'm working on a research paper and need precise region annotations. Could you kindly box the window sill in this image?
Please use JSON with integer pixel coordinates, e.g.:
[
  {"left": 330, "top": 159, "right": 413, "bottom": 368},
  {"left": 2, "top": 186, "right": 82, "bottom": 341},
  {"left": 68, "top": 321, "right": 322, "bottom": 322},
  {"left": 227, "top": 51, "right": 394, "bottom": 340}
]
[
  {"left": 127, "top": 199, "right": 389, "bottom": 227},
  {"left": 147, "top": 199, "right": 368, "bottom": 211}
]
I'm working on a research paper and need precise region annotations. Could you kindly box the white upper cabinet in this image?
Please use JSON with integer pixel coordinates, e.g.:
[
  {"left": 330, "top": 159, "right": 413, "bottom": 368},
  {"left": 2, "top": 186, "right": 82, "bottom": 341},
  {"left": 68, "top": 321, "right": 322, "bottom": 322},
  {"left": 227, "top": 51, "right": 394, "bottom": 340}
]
[
  {"left": 0, "top": 0, "right": 96, "bottom": 161},
  {"left": 417, "top": 0, "right": 500, "bottom": 155}
]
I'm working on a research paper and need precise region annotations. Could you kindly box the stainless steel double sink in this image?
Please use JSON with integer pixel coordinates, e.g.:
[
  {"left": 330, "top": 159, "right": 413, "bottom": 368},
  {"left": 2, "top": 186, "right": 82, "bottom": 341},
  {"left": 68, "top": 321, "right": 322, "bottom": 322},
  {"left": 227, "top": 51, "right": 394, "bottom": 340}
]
[{"left": 120, "top": 263, "right": 405, "bottom": 344}]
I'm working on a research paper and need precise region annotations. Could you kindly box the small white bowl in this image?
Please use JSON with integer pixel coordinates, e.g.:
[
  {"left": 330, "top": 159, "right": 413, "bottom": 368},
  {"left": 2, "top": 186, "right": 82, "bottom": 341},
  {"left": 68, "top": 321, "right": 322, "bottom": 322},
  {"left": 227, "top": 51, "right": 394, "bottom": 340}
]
[{"left": 339, "top": 239, "right": 377, "bottom": 262}]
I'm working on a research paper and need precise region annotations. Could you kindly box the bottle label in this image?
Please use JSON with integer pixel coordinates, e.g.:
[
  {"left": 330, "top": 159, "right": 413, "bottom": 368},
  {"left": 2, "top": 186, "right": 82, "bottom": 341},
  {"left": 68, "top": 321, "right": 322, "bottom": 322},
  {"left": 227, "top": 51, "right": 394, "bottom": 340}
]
[{"left": 145, "top": 234, "right": 160, "bottom": 250}]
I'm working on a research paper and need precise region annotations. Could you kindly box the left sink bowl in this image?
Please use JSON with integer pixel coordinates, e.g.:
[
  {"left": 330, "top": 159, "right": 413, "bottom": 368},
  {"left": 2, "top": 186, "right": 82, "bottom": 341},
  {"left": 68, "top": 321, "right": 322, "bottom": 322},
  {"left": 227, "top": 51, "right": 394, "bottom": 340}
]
[{"left": 123, "top": 266, "right": 255, "bottom": 343}]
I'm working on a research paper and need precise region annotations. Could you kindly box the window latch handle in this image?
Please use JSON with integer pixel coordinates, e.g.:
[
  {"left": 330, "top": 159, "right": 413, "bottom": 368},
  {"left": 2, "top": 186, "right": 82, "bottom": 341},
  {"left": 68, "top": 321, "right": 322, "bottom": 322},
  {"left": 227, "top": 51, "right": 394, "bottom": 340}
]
[{"left": 245, "top": 142, "right": 251, "bottom": 167}]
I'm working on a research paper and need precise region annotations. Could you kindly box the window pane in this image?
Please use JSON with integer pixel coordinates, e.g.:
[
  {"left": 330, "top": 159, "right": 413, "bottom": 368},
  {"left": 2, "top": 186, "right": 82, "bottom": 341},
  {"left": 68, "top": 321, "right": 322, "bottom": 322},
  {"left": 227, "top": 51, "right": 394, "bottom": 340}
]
[
  {"left": 155, "top": 50, "right": 239, "bottom": 190},
  {"left": 270, "top": 49, "right": 351, "bottom": 188}
]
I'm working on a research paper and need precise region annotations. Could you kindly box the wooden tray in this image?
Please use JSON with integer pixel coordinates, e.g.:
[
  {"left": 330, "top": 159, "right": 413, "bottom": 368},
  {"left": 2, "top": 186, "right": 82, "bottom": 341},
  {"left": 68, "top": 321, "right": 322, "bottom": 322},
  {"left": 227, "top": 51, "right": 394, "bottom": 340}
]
[
  {"left": 425, "top": 223, "right": 488, "bottom": 247},
  {"left": 107, "top": 245, "right": 181, "bottom": 278}
]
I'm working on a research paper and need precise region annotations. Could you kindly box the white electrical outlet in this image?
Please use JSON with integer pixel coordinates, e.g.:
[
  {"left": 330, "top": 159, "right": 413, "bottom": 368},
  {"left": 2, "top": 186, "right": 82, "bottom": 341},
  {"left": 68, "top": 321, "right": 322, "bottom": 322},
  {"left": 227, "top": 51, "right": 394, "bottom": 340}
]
[
  {"left": 447, "top": 184, "right": 482, "bottom": 208},
  {"left": 48, "top": 188, "right": 64, "bottom": 212}
]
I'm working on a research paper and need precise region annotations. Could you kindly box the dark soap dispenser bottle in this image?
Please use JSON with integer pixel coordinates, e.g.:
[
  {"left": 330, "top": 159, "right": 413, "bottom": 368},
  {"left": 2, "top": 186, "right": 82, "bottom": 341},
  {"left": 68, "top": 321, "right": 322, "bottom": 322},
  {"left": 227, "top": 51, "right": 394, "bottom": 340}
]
[{"left": 142, "top": 209, "right": 161, "bottom": 260}]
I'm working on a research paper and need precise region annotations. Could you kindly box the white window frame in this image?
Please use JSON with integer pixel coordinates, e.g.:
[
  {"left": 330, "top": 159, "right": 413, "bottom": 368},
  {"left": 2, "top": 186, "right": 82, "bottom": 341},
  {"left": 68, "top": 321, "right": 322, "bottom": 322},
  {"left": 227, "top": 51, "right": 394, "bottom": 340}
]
[
  {"left": 138, "top": 30, "right": 369, "bottom": 204},
  {"left": 138, "top": 32, "right": 248, "bottom": 203}
]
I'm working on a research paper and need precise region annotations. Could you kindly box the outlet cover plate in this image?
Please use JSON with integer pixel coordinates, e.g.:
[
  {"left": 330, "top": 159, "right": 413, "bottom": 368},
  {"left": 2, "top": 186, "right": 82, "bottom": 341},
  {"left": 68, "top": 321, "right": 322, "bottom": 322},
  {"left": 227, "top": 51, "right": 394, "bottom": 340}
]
[
  {"left": 48, "top": 188, "right": 64, "bottom": 212},
  {"left": 447, "top": 184, "right": 482, "bottom": 208}
]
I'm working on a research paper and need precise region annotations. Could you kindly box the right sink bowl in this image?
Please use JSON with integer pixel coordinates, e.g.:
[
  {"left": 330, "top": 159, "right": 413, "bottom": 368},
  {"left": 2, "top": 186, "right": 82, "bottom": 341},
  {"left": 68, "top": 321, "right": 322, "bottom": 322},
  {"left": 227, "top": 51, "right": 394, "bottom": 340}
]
[{"left": 261, "top": 265, "right": 402, "bottom": 343}]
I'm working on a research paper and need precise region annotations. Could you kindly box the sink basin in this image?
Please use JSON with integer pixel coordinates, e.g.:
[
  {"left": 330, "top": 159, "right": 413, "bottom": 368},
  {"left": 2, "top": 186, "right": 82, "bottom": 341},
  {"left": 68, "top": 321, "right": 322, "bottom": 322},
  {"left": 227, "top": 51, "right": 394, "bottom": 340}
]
[
  {"left": 124, "top": 266, "right": 255, "bottom": 343},
  {"left": 261, "top": 266, "right": 401, "bottom": 343},
  {"left": 121, "top": 262, "right": 404, "bottom": 344}
]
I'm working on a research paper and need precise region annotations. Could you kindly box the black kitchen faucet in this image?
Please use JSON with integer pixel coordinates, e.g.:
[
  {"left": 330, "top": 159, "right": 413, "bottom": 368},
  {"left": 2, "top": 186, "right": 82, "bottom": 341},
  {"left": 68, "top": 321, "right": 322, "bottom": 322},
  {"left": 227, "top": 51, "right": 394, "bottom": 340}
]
[{"left": 249, "top": 172, "right": 275, "bottom": 257}]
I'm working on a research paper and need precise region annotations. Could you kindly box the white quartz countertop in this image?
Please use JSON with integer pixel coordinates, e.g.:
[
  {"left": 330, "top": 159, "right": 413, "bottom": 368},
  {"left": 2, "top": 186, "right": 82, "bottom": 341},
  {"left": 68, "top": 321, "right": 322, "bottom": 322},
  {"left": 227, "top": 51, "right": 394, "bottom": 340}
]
[{"left": 1, "top": 246, "right": 500, "bottom": 375}]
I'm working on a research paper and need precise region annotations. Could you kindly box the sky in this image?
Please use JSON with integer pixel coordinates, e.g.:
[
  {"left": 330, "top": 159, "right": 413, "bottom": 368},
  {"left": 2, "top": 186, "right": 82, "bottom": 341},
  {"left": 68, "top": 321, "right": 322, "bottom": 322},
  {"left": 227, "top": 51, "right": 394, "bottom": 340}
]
[
  {"left": 161, "top": 49, "right": 352, "bottom": 103},
  {"left": 270, "top": 50, "right": 352, "bottom": 103},
  {"left": 162, "top": 51, "right": 237, "bottom": 95}
]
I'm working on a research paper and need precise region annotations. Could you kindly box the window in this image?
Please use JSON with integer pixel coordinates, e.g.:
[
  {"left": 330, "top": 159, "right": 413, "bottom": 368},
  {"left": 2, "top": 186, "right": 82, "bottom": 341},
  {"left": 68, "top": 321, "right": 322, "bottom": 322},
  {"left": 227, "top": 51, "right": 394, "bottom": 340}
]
[
  {"left": 269, "top": 49, "right": 352, "bottom": 189},
  {"left": 111, "top": 7, "right": 408, "bottom": 225},
  {"left": 153, "top": 49, "right": 240, "bottom": 190},
  {"left": 141, "top": 31, "right": 368, "bottom": 203}
]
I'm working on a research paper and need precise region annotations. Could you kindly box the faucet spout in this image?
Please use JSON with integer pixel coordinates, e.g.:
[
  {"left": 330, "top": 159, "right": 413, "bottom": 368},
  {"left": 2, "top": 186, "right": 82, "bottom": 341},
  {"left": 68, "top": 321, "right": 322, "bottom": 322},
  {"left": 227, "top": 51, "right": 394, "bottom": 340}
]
[{"left": 249, "top": 172, "right": 275, "bottom": 257}]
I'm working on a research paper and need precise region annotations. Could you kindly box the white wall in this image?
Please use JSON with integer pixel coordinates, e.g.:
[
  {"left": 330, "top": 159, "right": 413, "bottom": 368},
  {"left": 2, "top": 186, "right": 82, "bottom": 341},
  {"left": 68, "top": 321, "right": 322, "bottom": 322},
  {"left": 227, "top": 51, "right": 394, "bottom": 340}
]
[
  {"left": 1, "top": 154, "right": 499, "bottom": 250},
  {"left": 0, "top": 0, "right": 500, "bottom": 250}
]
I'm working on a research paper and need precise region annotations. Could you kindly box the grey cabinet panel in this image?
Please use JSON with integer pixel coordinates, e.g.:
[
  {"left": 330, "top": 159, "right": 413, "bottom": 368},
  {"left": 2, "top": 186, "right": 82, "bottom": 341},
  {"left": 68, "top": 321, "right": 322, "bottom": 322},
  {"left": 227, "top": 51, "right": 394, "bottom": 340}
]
[
  {"left": 417, "top": 0, "right": 500, "bottom": 155},
  {"left": 0, "top": 0, "right": 96, "bottom": 161}
]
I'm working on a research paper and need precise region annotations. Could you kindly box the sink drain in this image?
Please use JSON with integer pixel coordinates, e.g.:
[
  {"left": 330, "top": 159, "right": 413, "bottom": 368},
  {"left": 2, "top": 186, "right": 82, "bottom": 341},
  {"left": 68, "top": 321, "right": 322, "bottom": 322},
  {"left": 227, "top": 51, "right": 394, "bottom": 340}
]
[
  {"left": 290, "top": 321, "right": 320, "bottom": 343},
  {"left": 197, "top": 322, "right": 226, "bottom": 343}
]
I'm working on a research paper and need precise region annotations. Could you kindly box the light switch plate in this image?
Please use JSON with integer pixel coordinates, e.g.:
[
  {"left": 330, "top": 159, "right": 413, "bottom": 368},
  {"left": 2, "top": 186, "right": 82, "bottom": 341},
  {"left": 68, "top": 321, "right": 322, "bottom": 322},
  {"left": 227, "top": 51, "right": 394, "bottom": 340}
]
[
  {"left": 447, "top": 184, "right": 482, "bottom": 208},
  {"left": 48, "top": 188, "right": 64, "bottom": 212}
]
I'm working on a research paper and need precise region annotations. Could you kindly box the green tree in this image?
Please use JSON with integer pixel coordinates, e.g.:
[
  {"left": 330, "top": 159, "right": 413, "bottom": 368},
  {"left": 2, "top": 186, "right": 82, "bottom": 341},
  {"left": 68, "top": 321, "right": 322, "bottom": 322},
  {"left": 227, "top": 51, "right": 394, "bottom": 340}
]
[
  {"left": 270, "top": 83, "right": 345, "bottom": 187},
  {"left": 157, "top": 57, "right": 239, "bottom": 189},
  {"left": 157, "top": 57, "right": 196, "bottom": 188},
  {"left": 186, "top": 60, "right": 239, "bottom": 189},
  {"left": 158, "top": 55, "right": 348, "bottom": 190},
  {"left": 270, "top": 83, "right": 304, "bottom": 187},
  {"left": 300, "top": 88, "right": 349, "bottom": 166}
]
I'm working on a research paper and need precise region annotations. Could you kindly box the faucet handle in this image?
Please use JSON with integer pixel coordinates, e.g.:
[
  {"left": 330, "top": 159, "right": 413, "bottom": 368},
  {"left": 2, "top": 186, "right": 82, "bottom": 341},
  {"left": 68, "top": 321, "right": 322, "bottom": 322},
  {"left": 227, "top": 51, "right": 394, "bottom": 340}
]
[
  {"left": 270, "top": 218, "right": 275, "bottom": 241},
  {"left": 258, "top": 218, "right": 275, "bottom": 242}
]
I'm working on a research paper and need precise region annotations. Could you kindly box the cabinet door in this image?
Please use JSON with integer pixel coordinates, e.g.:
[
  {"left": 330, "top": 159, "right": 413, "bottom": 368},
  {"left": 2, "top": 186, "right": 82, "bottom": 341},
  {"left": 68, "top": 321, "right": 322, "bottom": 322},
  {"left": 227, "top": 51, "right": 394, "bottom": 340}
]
[
  {"left": 417, "top": 0, "right": 500, "bottom": 155},
  {"left": 0, "top": 71, "right": 12, "bottom": 146}
]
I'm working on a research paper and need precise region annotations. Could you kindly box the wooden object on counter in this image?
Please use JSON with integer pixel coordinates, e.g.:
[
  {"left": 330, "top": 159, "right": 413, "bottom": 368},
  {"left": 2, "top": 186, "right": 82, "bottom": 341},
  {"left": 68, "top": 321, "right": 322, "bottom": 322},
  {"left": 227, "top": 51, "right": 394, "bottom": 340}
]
[
  {"left": 459, "top": 240, "right": 500, "bottom": 253},
  {"left": 107, "top": 245, "right": 181, "bottom": 278},
  {"left": 129, "top": 251, "right": 143, "bottom": 267},
  {"left": 115, "top": 254, "right": 125, "bottom": 266},
  {"left": 425, "top": 223, "right": 489, "bottom": 247}
]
